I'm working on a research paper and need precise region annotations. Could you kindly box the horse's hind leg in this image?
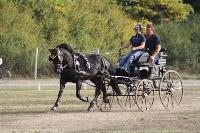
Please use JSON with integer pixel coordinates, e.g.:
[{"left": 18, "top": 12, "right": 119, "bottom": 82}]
[
  {"left": 110, "top": 79, "right": 122, "bottom": 95},
  {"left": 87, "top": 80, "right": 101, "bottom": 111},
  {"left": 102, "top": 81, "right": 109, "bottom": 103},
  {"left": 76, "top": 80, "right": 89, "bottom": 102},
  {"left": 51, "top": 79, "right": 66, "bottom": 112}
]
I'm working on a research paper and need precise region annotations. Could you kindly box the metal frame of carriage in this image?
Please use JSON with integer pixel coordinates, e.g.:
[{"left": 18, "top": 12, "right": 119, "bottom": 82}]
[{"left": 95, "top": 49, "right": 184, "bottom": 112}]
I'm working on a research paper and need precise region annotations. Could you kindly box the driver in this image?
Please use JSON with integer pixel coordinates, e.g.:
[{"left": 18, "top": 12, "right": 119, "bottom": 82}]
[
  {"left": 145, "top": 24, "right": 161, "bottom": 63},
  {"left": 119, "top": 24, "right": 146, "bottom": 71}
]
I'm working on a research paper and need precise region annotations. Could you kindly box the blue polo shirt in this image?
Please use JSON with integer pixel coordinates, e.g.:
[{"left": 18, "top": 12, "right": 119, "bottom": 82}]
[{"left": 130, "top": 34, "right": 146, "bottom": 51}]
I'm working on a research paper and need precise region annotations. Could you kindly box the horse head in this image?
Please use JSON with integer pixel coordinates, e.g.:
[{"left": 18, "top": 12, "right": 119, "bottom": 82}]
[
  {"left": 49, "top": 47, "right": 74, "bottom": 74},
  {"left": 49, "top": 47, "right": 64, "bottom": 74}
]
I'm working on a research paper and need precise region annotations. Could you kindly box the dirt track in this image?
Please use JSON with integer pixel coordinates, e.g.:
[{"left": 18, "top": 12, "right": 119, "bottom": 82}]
[{"left": 1, "top": 90, "right": 200, "bottom": 133}]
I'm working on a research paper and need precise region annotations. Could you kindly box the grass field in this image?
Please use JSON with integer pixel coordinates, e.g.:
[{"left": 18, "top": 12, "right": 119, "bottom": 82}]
[
  {"left": 0, "top": 88, "right": 95, "bottom": 117},
  {"left": 0, "top": 87, "right": 200, "bottom": 133}
]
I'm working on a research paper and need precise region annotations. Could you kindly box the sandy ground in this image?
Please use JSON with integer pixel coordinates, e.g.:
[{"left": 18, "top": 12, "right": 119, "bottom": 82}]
[
  {"left": 0, "top": 79, "right": 200, "bottom": 87},
  {"left": 0, "top": 91, "right": 200, "bottom": 133}
]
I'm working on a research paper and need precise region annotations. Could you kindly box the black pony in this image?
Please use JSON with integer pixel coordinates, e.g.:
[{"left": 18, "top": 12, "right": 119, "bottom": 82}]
[{"left": 49, "top": 43, "right": 120, "bottom": 111}]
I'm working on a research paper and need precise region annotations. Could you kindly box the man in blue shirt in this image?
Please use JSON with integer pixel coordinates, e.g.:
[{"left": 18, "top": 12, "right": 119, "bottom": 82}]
[{"left": 119, "top": 24, "right": 146, "bottom": 70}]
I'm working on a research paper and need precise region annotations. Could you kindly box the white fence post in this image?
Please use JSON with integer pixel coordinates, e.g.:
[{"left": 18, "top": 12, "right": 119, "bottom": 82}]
[
  {"left": 34, "top": 48, "right": 38, "bottom": 79},
  {"left": 38, "top": 82, "right": 41, "bottom": 91},
  {"left": 96, "top": 49, "right": 99, "bottom": 54}
]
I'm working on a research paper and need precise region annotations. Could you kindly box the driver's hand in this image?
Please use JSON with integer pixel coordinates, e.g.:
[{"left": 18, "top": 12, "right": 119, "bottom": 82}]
[
  {"left": 132, "top": 47, "right": 136, "bottom": 51},
  {"left": 150, "top": 56, "right": 155, "bottom": 61}
]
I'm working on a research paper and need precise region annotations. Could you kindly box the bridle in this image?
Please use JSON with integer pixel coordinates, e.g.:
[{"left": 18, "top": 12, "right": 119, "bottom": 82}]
[{"left": 49, "top": 48, "right": 70, "bottom": 73}]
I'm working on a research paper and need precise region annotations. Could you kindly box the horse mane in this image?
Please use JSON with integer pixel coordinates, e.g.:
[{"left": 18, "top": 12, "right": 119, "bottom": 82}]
[{"left": 56, "top": 43, "right": 75, "bottom": 54}]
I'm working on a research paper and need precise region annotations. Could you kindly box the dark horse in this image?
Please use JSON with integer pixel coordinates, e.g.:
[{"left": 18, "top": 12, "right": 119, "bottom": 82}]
[{"left": 49, "top": 43, "right": 120, "bottom": 111}]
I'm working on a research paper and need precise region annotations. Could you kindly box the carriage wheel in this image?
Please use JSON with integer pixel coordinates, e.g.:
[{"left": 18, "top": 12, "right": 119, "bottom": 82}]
[
  {"left": 96, "top": 78, "right": 115, "bottom": 112},
  {"left": 117, "top": 83, "right": 137, "bottom": 111},
  {"left": 135, "top": 79, "right": 155, "bottom": 112},
  {"left": 159, "top": 70, "right": 183, "bottom": 110}
]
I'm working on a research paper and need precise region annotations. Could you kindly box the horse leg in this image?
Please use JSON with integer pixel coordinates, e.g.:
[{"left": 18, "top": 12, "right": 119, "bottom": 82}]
[
  {"left": 110, "top": 79, "right": 122, "bottom": 95},
  {"left": 87, "top": 81, "right": 101, "bottom": 111},
  {"left": 51, "top": 79, "right": 66, "bottom": 112},
  {"left": 76, "top": 80, "right": 89, "bottom": 102},
  {"left": 102, "top": 80, "right": 109, "bottom": 103}
]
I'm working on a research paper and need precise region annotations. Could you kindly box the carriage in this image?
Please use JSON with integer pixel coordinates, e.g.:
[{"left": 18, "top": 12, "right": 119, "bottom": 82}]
[
  {"left": 96, "top": 48, "right": 183, "bottom": 112},
  {"left": 49, "top": 44, "right": 184, "bottom": 112}
]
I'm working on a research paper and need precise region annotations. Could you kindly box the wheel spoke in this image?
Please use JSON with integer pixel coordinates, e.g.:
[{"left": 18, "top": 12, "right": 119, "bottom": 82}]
[
  {"left": 172, "top": 91, "right": 182, "bottom": 97},
  {"left": 171, "top": 94, "right": 174, "bottom": 108},
  {"left": 172, "top": 94, "right": 180, "bottom": 105},
  {"left": 137, "top": 96, "right": 143, "bottom": 103},
  {"left": 146, "top": 98, "right": 153, "bottom": 106},
  {"left": 162, "top": 93, "right": 170, "bottom": 102},
  {"left": 167, "top": 94, "right": 170, "bottom": 107},
  {"left": 124, "top": 96, "right": 129, "bottom": 107},
  {"left": 128, "top": 96, "right": 132, "bottom": 108},
  {"left": 117, "top": 84, "right": 136, "bottom": 111}
]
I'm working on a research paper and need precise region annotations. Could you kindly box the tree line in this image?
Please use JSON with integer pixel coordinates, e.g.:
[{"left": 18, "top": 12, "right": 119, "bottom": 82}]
[{"left": 0, "top": 0, "right": 199, "bottom": 77}]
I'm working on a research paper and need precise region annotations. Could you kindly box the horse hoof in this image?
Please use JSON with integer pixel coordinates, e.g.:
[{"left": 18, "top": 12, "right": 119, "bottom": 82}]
[
  {"left": 103, "top": 98, "right": 109, "bottom": 103},
  {"left": 51, "top": 106, "right": 57, "bottom": 112},
  {"left": 86, "top": 97, "right": 89, "bottom": 102},
  {"left": 87, "top": 106, "right": 93, "bottom": 112},
  {"left": 81, "top": 97, "right": 89, "bottom": 102},
  {"left": 116, "top": 90, "right": 122, "bottom": 95}
]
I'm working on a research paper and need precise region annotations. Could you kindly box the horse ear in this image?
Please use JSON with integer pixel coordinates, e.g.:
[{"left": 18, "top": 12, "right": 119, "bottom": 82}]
[{"left": 48, "top": 49, "right": 52, "bottom": 52}]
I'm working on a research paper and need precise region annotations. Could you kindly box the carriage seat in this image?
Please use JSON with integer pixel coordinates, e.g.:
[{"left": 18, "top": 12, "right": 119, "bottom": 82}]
[
  {"left": 132, "top": 48, "right": 167, "bottom": 66},
  {"left": 138, "top": 53, "right": 149, "bottom": 63},
  {"left": 129, "top": 48, "right": 167, "bottom": 78}
]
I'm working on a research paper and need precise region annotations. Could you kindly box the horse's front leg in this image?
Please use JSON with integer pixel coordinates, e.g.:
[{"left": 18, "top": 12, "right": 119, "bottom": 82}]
[
  {"left": 51, "top": 79, "right": 66, "bottom": 112},
  {"left": 76, "top": 80, "right": 89, "bottom": 102}
]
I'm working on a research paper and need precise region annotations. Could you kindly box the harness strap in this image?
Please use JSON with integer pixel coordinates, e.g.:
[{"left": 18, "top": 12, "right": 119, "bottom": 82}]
[
  {"left": 73, "top": 53, "right": 91, "bottom": 72},
  {"left": 99, "top": 55, "right": 108, "bottom": 72}
]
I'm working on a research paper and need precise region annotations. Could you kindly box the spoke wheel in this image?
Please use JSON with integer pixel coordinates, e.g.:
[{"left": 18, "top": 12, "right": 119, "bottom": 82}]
[
  {"left": 117, "top": 83, "right": 137, "bottom": 111},
  {"left": 96, "top": 78, "right": 115, "bottom": 112},
  {"left": 135, "top": 79, "right": 155, "bottom": 112},
  {"left": 159, "top": 70, "right": 183, "bottom": 110},
  {"left": 0, "top": 68, "right": 11, "bottom": 83}
]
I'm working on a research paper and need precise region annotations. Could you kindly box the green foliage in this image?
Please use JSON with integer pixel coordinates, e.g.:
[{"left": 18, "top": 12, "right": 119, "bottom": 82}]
[
  {"left": 116, "top": 0, "right": 193, "bottom": 23},
  {"left": 156, "top": 14, "right": 200, "bottom": 72},
  {"left": 0, "top": 1, "right": 45, "bottom": 76},
  {"left": 0, "top": 0, "right": 135, "bottom": 77},
  {"left": 0, "top": 0, "right": 199, "bottom": 77}
]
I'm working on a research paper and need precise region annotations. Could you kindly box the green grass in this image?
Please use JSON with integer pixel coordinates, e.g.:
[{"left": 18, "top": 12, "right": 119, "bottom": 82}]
[
  {"left": 0, "top": 88, "right": 95, "bottom": 121},
  {"left": 181, "top": 73, "right": 200, "bottom": 80}
]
